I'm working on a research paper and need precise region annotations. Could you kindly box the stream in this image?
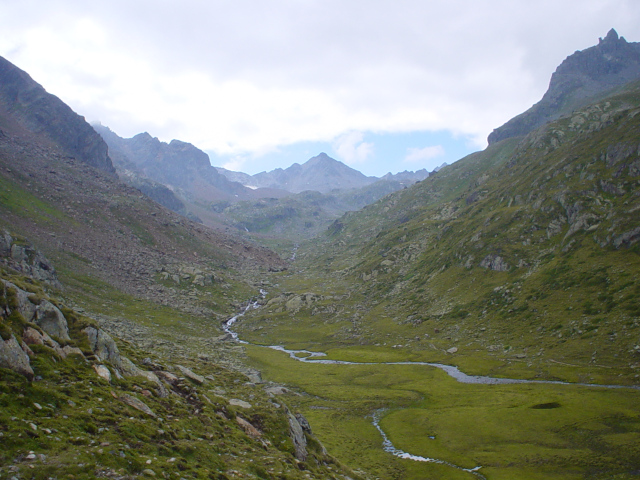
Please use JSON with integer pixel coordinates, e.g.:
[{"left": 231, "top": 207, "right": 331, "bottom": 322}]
[{"left": 223, "top": 292, "right": 639, "bottom": 478}]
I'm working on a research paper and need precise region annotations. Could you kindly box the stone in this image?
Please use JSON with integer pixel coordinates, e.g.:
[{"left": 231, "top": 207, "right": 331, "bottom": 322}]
[
  {"left": 84, "top": 327, "right": 122, "bottom": 364},
  {"left": 94, "top": 365, "right": 112, "bottom": 382},
  {"left": 119, "top": 394, "right": 156, "bottom": 417},
  {"left": 176, "top": 364, "right": 204, "bottom": 384},
  {"left": 229, "top": 399, "right": 252, "bottom": 409},
  {"left": 0, "top": 281, "right": 37, "bottom": 321},
  {"left": 479, "top": 254, "right": 509, "bottom": 272},
  {"left": 0, "top": 335, "right": 34, "bottom": 380},
  {"left": 236, "top": 416, "right": 261, "bottom": 437},
  {"left": 286, "top": 409, "right": 307, "bottom": 461},
  {"left": 33, "top": 301, "right": 70, "bottom": 340},
  {"left": 446, "top": 347, "right": 458, "bottom": 354}
]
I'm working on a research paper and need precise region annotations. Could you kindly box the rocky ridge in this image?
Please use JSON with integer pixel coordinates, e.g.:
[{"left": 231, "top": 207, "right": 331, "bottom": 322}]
[
  {"left": 489, "top": 29, "right": 640, "bottom": 144},
  {"left": 0, "top": 55, "right": 115, "bottom": 174}
]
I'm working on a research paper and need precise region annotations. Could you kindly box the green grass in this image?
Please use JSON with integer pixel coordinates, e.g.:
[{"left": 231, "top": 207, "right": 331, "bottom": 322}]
[
  {"left": 0, "top": 174, "right": 72, "bottom": 225},
  {"left": 245, "top": 343, "right": 640, "bottom": 480}
]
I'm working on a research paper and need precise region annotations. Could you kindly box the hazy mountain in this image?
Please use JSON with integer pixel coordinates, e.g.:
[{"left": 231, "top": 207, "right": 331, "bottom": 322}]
[
  {"left": 218, "top": 152, "right": 378, "bottom": 194},
  {"left": 489, "top": 28, "right": 640, "bottom": 144},
  {"left": 94, "top": 124, "right": 261, "bottom": 202}
]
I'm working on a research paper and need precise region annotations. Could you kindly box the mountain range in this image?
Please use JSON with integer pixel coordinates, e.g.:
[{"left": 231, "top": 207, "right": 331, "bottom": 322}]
[{"left": 1, "top": 29, "right": 640, "bottom": 480}]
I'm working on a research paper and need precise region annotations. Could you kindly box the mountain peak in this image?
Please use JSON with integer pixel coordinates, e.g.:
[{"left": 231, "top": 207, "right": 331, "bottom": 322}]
[
  {"left": 488, "top": 30, "right": 640, "bottom": 144},
  {"left": 601, "top": 28, "right": 619, "bottom": 43}
]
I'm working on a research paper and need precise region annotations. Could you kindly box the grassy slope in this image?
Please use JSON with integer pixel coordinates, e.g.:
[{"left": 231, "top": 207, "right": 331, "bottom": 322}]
[{"left": 233, "top": 85, "right": 640, "bottom": 479}]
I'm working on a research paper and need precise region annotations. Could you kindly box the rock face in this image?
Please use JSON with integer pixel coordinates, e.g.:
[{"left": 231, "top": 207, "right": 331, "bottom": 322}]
[
  {"left": 0, "top": 56, "right": 115, "bottom": 174},
  {"left": 489, "top": 29, "right": 640, "bottom": 144}
]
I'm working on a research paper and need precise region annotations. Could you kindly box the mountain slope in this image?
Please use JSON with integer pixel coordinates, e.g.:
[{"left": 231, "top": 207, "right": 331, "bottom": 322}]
[
  {"left": 0, "top": 53, "right": 363, "bottom": 480},
  {"left": 489, "top": 29, "right": 640, "bottom": 144},
  {"left": 0, "top": 56, "right": 115, "bottom": 175}
]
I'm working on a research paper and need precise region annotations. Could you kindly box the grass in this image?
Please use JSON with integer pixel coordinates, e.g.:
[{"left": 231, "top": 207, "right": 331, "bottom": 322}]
[{"left": 245, "top": 342, "right": 640, "bottom": 480}]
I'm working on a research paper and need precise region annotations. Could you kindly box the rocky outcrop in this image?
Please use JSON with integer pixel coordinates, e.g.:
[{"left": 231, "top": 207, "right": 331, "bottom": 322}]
[
  {"left": 0, "top": 56, "right": 115, "bottom": 174},
  {"left": 489, "top": 29, "right": 640, "bottom": 144},
  {"left": 286, "top": 408, "right": 308, "bottom": 461},
  {"left": 83, "top": 326, "right": 161, "bottom": 385},
  {"left": 0, "top": 335, "right": 34, "bottom": 380},
  {"left": 0, "top": 232, "right": 61, "bottom": 289},
  {"left": 479, "top": 254, "right": 509, "bottom": 272}
]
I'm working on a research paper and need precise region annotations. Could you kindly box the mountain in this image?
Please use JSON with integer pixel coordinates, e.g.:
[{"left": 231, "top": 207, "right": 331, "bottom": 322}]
[
  {"left": 0, "top": 54, "right": 359, "bottom": 480},
  {"left": 0, "top": 56, "right": 115, "bottom": 175},
  {"left": 218, "top": 152, "right": 378, "bottom": 194},
  {"left": 380, "top": 168, "right": 431, "bottom": 185},
  {"left": 489, "top": 28, "right": 640, "bottom": 144},
  {"left": 230, "top": 33, "right": 640, "bottom": 479}
]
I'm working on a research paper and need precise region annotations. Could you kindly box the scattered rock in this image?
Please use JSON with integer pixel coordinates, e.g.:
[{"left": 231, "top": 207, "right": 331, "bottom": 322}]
[{"left": 446, "top": 347, "right": 458, "bottom": 354}]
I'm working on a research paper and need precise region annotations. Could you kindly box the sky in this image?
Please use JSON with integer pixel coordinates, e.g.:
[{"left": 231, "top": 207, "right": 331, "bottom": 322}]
[{"left": 1, "top": 1, "right": 640, "bottom": 177}]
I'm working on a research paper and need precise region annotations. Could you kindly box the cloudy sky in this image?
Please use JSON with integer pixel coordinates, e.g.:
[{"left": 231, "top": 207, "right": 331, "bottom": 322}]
[{"left": 1, "top": 0, "right": 639, "bottom": 176}]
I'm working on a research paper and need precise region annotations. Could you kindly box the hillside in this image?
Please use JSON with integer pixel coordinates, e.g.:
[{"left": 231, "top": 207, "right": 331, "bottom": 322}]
[
  {"left": 233, "top": 77, "right": 640, "bottom": 480},
  {"left": 3, "top": 29, "right": 640, "bottom": 480},
  {"left": 0, "top": 54, "right": 360, "bottom": 480}
]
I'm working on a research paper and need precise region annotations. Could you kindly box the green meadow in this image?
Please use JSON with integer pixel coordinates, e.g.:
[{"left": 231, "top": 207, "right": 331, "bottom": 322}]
[{"left": 245, "top": 343, "right": 640, "bottom": 480}]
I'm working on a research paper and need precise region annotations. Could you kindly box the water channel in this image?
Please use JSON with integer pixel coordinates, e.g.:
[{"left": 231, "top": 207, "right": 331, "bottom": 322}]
[{"left": 223, "top": 292, "right": 639, "bottom": 478}]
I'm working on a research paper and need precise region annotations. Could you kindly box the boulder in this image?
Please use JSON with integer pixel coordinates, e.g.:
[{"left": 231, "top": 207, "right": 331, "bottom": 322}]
[
  {"left": 0, "top": 335, "right": 34, "bottom": 380},
  {"left": 84, "top": 327, "right": 122, "bottom": 364},
  {"left": 94, "top": 364, "right": 112, "bottom": 382},
  {"left": 119, "top": 394, "right": 156, "bottom": 417},
  {"left": 176, "top": 364, "right": 205, "bottom": 384},
  {"left": 1, "top": 280, "right": 38, "bottom": 321},
  {"left": 33, "top": 301, "right": 70, "bottom": 340},
  {"left": 229, "top": 399, "right": 252, "bottom": 409},
  {"left": 286, "top": 408, "right": 307, "bottom": 461}
]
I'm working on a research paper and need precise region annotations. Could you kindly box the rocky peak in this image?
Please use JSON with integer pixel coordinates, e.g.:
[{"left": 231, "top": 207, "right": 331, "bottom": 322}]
[
  {"left": 0, "top": 56, "right": 115, "bottom": 174},
  {"left": 488, "top": 30, "right": 640, "bottom": 145}
]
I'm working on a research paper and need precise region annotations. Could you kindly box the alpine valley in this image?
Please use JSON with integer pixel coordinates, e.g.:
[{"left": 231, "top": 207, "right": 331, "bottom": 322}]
[{"left": 1, "top": 29, "right": 640, "bottom": 480}]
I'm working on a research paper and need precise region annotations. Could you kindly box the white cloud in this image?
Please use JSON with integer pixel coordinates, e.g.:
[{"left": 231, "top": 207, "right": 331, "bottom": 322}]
[
  {"left": 405, "top": 145, "right": 445, "bottom": 163},
  {"left": 1, "top": 0, "right": 639, "bottom": 172},
  {"left": 334, "top": 132, "right": 374, "bottom": 165}
]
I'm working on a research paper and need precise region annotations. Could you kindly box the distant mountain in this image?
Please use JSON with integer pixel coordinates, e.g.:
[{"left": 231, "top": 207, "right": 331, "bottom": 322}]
[
  {"left": 0, "top": 56, "right": 115, "bottom": 174},
  {"left": 218, "top": 152, "right": 378, "bottom": 194},
  {"left": 380, "top": 168, "right": 432, "bottom": 185},
  {"left": 489, "top": 29, "right": 640, "bottom": 144},
  {"left": 94, "top": 125, "right": 263, "bottom": 203}
]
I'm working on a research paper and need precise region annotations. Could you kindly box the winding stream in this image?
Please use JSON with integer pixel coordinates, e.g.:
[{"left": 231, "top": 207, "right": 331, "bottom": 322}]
[{"left": 223, "top": 293, "right": 639, "bottom": 477}]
